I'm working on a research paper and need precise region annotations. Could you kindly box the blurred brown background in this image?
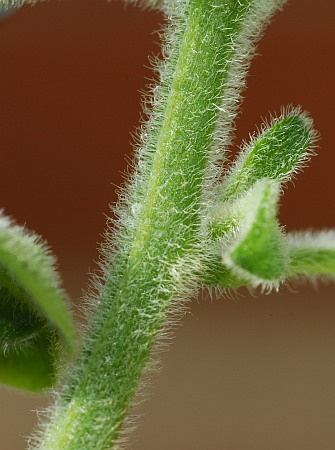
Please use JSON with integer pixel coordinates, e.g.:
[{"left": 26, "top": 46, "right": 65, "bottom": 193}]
[{"left": 0, "top": 1, "right": 335, "bottom": 449}]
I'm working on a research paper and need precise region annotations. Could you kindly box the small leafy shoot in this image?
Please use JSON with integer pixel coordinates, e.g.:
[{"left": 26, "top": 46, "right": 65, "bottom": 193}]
[{"left": 221, "top": 107, "right": 317, "bottom": 201}]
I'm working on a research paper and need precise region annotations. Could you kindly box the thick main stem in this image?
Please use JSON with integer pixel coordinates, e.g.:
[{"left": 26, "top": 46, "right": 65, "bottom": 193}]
[{"left": 32, "top": 1, "right": 284, "bottom": 448}]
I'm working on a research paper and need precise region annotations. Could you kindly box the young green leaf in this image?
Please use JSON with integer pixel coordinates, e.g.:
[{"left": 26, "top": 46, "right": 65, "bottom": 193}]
[
  {"left": 0, "top": 211, "right": 76, "bottom": 391},
  {"left": 286, "top": 230, "right": 335, "bottom": 279},
  {"left": 201, "top": 179, "right": 287, "bottom": 290},
  {"left": 221, "top": 107, "right": 317, "bottom": 201},
  {"left": 222, "top": 179, "right": 287, "bottom": 290}
]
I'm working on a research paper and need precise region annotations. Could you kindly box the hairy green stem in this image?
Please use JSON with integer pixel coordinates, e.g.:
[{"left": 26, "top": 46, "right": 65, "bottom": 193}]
[{"left": 31, "top": 1, "right": 285, "bottom": 448}]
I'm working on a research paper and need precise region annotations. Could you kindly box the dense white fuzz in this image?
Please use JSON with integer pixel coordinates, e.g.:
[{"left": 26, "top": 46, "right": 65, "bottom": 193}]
[
  {"left": 1, "top": 0, "right": 331, "bottom": 448},
  {"left": 27, "top": 1, "right": 295, "bottom": 447}
]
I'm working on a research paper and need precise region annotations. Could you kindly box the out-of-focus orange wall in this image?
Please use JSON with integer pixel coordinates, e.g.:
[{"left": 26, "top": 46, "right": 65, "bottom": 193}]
[{"left": 0, "top": 1, "right": 334, "bottom": 449}]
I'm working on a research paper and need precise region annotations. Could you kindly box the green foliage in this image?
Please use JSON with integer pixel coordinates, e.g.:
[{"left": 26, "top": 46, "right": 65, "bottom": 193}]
[
  {"left": 221, "top": 107, "right": 317, "bottom": 201},
  {"left": 203, "top": 108, "right": 316, "bottom": 290},
  {"left": 0, "top": 0, "right": 333, "bottom": 448},
  {"left": 0, "top": 211, "right": 76, "bottom": 391},
  {"left": 224, "top": 179, "right": 286, "bottom": 288}
]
